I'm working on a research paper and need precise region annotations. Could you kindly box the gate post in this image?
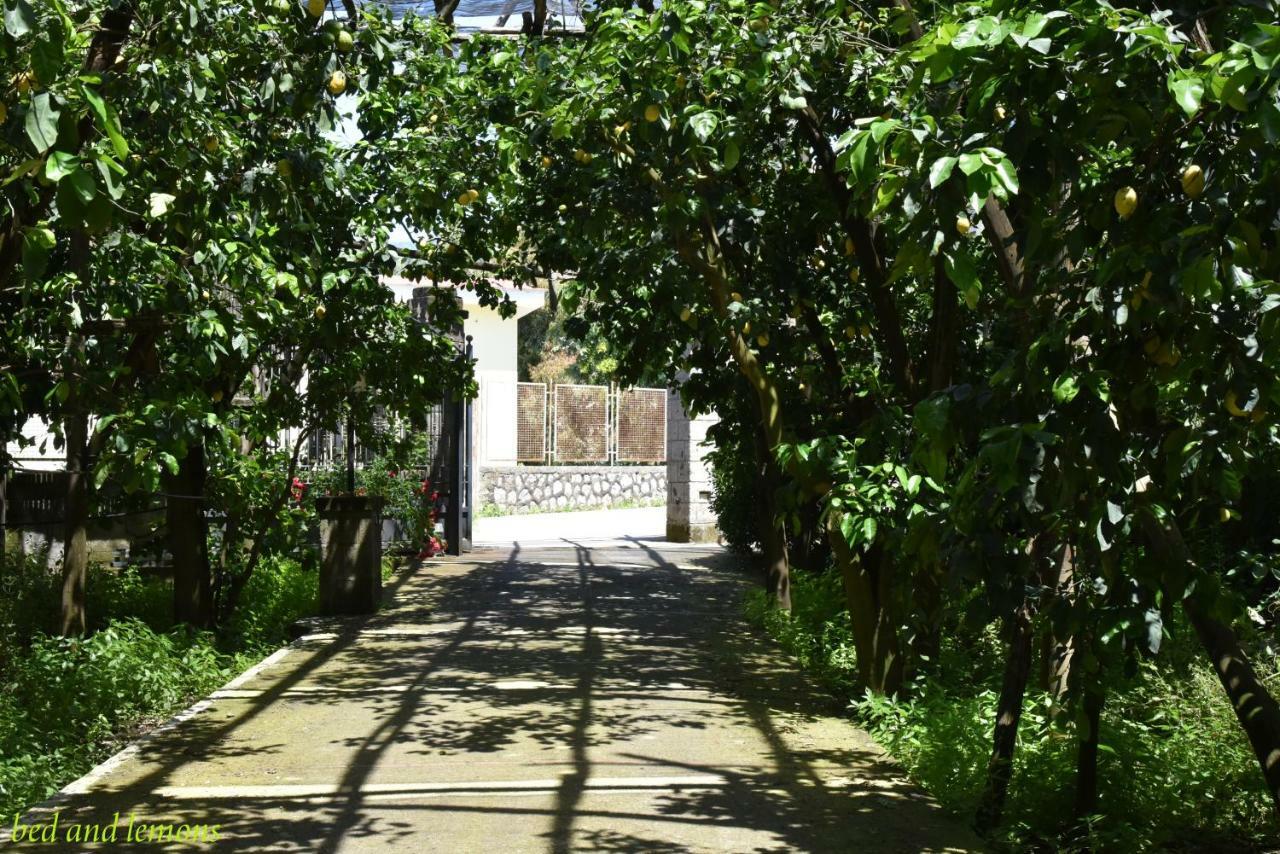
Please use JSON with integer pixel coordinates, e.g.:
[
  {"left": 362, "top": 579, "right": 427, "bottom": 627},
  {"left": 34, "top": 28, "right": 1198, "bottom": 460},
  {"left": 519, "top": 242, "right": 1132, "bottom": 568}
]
[
  {"left": 446, "top": 336, "right": 474, "bottom": 556},
  {"left": 665, "top": 385, "right": 721, "bottom": 543}
]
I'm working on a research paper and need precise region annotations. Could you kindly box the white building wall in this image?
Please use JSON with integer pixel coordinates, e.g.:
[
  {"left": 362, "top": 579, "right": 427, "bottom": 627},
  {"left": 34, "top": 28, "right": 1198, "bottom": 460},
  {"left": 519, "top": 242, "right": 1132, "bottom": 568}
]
[{"left": 466, "top": 305, "right": 518, "bottom": 468}]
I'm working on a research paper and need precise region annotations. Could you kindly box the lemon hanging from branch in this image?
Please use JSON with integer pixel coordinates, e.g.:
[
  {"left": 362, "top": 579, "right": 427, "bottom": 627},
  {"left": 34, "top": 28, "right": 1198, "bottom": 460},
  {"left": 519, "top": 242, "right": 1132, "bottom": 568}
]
[
  {"left": 1114, "top": 186, "right": 1138, "bottom": 219},
  {"left": 1181, "top": 164, "right": 1205, "bottom": 199}
]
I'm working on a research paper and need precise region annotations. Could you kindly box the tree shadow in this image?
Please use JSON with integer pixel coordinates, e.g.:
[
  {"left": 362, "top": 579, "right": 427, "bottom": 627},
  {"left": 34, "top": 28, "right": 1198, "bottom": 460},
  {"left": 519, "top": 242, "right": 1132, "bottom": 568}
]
[{"left": 15, "top": 540, "right": 978, "bottom": 852}]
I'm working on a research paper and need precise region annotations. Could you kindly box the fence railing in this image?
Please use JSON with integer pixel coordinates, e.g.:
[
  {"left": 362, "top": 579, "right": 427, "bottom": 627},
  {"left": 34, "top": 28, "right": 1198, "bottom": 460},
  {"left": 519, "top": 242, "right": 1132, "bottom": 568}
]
[{"left": 516, "top": 382, "right": 666, "bottom": 465}]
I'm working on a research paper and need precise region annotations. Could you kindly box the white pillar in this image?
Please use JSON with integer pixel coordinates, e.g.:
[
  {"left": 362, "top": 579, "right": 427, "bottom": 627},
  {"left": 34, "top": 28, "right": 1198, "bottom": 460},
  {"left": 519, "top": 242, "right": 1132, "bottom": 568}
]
[{"left": 665, "top": 387, "right": 720, "bottom": 543}]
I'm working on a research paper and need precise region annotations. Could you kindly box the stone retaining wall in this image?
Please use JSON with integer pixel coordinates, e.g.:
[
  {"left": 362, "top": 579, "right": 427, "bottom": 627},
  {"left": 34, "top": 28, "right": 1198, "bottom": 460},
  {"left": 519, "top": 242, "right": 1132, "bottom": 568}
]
[{"left": 480, "top": 466, "right": 665, "bottom": 514}]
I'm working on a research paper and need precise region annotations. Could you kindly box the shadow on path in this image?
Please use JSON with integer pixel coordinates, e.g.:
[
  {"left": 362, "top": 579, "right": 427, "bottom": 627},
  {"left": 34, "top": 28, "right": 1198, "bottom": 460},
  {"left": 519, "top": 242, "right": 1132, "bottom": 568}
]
[{"left": 24, "top": 541, "right": 979, "bottom": 853}]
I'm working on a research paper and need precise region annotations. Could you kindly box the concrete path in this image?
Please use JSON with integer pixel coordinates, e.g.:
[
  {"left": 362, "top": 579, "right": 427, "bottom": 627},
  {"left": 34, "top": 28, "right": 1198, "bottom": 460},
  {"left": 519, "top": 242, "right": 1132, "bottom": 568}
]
[
  {"left": 472, "top": 506, "right": 667, "bottom": 548},
  {"left": 24, "top": 540, "right": 980, "bottom": 852}
]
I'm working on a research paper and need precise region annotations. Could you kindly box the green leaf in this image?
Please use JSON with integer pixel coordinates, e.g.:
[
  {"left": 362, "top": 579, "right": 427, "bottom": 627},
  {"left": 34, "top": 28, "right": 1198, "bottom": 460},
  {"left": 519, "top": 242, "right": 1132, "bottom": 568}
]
[
  {"left": 25, "top": 92, "right": 60, "bottom": 153},
  {"left": 688, "top": 111, "right": 718, "bottom": 143},
  {"left": 3, "top": 0, "right": 35, "bottom": 36},
  {"left": 862, "top": 517, "right": 878, "bottom": 544},
  {"left": 148, "top": 192, "right": 177, "bottom": 219},
  {"left": 44, "top": 151, "right": 78, "bottom": 182},
  {"left": 95, "top": 155, "right": 126, "bottom": 200},
  {"left": 1052, "top": 374, "right": 1079, "bottom": 403},
  {"left": 21, "top": 226, "right": 55, "bottom": 279},
  {"left": 928, "top": 155, "right": 957, "bottom": 188},
  {"left": 65, "top": 166, "right": 96, "bottom": 203},
  {"left": 992, "top": 158, "right": 1019, "bottom": 194},
  {"left": 80, "top": 83, "right": 130, "bottom": 159},
  {"left": 943, "top": 250, "right": 981, "bottom": 309},
  {"left": 1170, "top": 77, "right": 1204, "bottom": 117},
  {"left": 957, "top": 152, "right": 984, "bottom": 175}
]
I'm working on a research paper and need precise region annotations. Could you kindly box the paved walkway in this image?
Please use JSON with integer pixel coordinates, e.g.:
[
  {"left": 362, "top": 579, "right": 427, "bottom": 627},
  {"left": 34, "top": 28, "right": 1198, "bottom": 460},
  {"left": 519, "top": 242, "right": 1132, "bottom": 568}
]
[
  {"left": 472, "top": 506, "right": 667, "bottom": 548},
  {"left": 25, "top": 540, "right": 979, "bottom": 852}
]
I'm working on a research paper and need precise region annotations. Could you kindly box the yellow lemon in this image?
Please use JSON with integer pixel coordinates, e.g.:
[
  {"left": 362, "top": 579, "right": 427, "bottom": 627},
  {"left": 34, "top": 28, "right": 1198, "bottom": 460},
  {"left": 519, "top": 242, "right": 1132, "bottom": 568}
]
[
  {"left": 956, "top": 216, "right": 971, "bottom": 235},
  {"left": 994, "top": 104, "right": 1007, "bottom": 121},
  {"left": 730, "top": 291, "right": 743, "bottom": 303},
  {"left": 336, "top": 30, "right": 354, "bottom": 53},
  {"left": 1225, "top": 390, "right": 1249, "bottom": 417},
  {"left": 314, "top": 304, "right": 326, "bottom": 319},
  {"left": 844, "top": 237, "right": 855, "bottom": 256},
  {"left": 644, "top": 104, "right": 661, "bottom": 122},
  {"left": 307, "top": 0, "right": 325, "bottom": 17},
  {"left": 756, "top": 333, "right": 769, "bottom": 348},
  {"left": 540, "top": 155, "right": 553, "bottom": 168},
  {"left": 1218, "top": 507, "right": 1231, "bottom": 523},
  {"left": 845, "top": 325, "right": 856, "bottom": 340},
  {"left": 211, "top": 390, "right": 224, "bottom": 403},
  {"left": 1114, "top": 186, "right": 1138, "bottom": 219},
  {"left": 679, "top": 307, "right": 692, "bottom": 322},
  {"left": 1181, "top": 164, "right": 1205, "bottom": 199},
  {"left": 849, "top": 268, "right": 860, "bottom": 283},
  {"left": 276, "top": 159, "right": 293, "bottom": 178},
  {"left": 327, "top": 70, "right": 347, "bottom": 96}
]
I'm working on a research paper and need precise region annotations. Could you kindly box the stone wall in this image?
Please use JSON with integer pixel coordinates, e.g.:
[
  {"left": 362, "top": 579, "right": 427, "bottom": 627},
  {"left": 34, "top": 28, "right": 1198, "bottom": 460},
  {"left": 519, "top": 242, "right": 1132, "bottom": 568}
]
[{"left": 479, "top": 466, "right": 665, "bottom": 514}]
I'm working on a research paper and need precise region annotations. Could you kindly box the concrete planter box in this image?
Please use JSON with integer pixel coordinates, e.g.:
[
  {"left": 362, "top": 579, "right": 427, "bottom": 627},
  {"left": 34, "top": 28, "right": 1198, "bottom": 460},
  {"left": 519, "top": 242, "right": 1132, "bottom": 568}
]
[
  {"left": 380, "top": 517, "right": 407, "bottom": 549},
  {"left": 317, "top": 496, "right": 385, "bottom": 616}
]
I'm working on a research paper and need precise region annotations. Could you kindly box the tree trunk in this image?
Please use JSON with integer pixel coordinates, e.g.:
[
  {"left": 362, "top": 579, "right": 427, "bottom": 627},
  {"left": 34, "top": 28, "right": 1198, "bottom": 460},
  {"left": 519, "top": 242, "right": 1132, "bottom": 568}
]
[
  {"left": 828, "top": 518, "right": 903, "bottom": 695},
  {"left": 676, "top": 227, "right": 794, "bottom": 610},
  {"left": 167, "top": 438, "right": 213, "bottom": 628},
  {"left": 1073, "top": 677, "right": 1105, "bottom": 820},
  {"left": 975, "top": 601, "right": 1034, "bottom": 832},
  {"left": 750, "top": 426, "right": 790, "bottom": 610},
  {"left": 759, "top": 456, "right": 790, "bottom": 611},
  {"left": 1138, "top": 509, "right": 1280, "bottom": 813},
  {"left": 59, "top": 408, "right": 90, "bottom": 637},
  {"left": 1039, "top": 544, "right": 1075, "bottom": 710}
]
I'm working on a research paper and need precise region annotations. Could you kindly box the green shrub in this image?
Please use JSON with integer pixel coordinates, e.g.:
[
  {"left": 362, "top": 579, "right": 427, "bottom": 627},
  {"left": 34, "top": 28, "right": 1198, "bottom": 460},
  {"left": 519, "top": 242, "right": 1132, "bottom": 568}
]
[
  {"left": 221, "top": 555, "right": 317, "bottom": 653},
  {"left": 747, "top": 564, "right": 1280, "bottom": 851},
  {"left": 0, "top": 548, "right": 322, "bottom": 818},
  {"left": 0, "top": 619, "right": 238, "bottom": 817},
  {"left": 706, "top": 435, "right": 761, "bottom": 554}
]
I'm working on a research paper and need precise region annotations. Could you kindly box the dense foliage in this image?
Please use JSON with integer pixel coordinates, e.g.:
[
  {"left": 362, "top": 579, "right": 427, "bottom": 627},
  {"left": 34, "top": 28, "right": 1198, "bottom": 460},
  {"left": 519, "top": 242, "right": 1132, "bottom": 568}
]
[
  {"left": 369, "top": 0, "right": 1280, "bottom": 844},
  {"left": 4, "top": 0, "right": 1280, "bottom": 846},
  {"left": 0, "top": 553, "right": 324, "bottom": 816},
  {"left": 748, "top": 570, "right": 1277, "bottom": 850}
]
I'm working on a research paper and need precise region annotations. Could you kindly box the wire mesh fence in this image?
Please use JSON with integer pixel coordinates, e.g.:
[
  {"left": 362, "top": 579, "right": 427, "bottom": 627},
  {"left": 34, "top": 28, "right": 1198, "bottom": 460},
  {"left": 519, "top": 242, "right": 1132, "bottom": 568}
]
[
  {"left": 617, "top": 388, "right": 668, "bottom": 463},
  {"left": 517, "top": 382, "right": 666, "bottom": 464},
  {"left": 517, "top": 383, "right": 547, "bottom": 463},
  {"left": 553, "top": 384, "right": 609, "bottom": 463}
]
